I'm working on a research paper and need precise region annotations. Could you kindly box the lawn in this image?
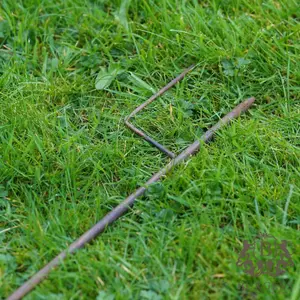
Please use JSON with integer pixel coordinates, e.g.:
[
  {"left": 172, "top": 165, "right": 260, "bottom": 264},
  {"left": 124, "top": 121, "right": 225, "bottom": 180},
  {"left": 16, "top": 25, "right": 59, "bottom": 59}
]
[{"left": 0, "top": 0, "right": 299, "bottom": 299}]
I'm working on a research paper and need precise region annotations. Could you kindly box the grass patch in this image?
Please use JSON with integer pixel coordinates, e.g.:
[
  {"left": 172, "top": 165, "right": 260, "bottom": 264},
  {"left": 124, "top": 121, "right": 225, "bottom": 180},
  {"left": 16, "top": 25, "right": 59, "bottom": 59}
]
[{"left": 0, "top": 0, "right": 299, "bottom": 299}]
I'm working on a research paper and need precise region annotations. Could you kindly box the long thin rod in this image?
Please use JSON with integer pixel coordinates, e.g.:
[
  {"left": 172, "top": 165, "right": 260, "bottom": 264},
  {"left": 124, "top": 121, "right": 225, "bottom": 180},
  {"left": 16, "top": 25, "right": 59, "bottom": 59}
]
[
  {"left": 8, "top": 97, "right": 255, "bottom": 300},
  {"left": 125, "top": 64, "right": 195, "bottom": 158}
]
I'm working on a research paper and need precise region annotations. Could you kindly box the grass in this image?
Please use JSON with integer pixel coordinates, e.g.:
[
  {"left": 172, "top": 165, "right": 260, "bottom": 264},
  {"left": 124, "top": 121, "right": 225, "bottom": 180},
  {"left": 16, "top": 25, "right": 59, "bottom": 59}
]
[{"left": 0, "top": 0, "right": 299, "bottom": 299}]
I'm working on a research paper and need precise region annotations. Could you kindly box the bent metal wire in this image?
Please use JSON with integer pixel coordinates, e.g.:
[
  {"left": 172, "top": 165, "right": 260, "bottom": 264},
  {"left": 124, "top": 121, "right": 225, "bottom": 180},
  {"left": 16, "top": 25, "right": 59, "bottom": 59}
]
[
  {"left": 125, "top": 64, "right": 195, "bottom": 158},
  {"left": 8, "top": 66, "right": 255, "bottom": 300}
]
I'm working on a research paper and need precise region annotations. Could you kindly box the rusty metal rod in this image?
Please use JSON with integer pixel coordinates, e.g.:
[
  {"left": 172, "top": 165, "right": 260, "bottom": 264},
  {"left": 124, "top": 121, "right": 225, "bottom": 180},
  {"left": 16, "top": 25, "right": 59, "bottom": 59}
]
[
  {"left": 8, "top": 97, "right": 255, "bottom": 300},
  {"left": 125, "top": 64, "right": 195, "bottom": 158}
]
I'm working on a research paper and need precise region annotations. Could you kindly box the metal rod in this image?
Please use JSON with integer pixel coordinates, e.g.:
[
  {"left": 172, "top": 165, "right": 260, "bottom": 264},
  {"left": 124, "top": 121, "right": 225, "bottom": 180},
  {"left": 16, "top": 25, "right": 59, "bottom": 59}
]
[
  {"left": 7, "top": 96, "right": 255, "bottom": 300},
  {"left": 125, "top": 121, "right": 176, "bottom": 158},
  {"left": 125, "top": 64, "right": 195, "bottom": 158}
]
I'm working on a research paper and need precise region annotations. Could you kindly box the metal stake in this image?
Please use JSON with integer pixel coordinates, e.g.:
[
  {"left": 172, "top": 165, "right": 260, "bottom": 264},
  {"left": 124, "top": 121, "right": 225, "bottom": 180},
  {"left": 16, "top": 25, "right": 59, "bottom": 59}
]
[{"left": 7, "top": 65, "right": 255, "bottom": 300}]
